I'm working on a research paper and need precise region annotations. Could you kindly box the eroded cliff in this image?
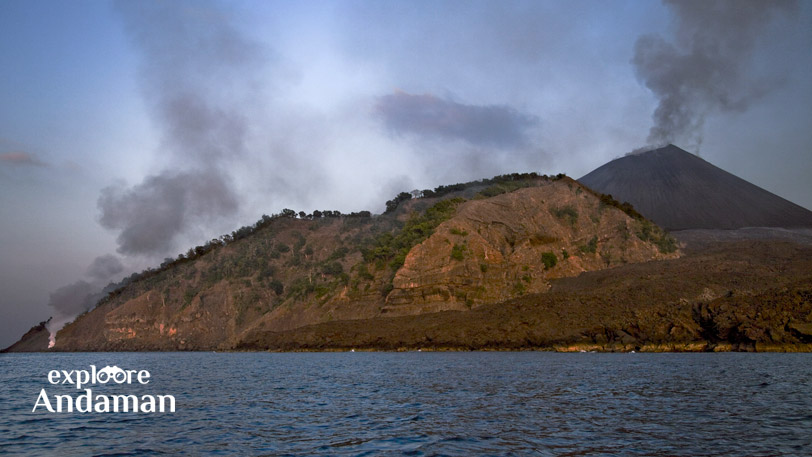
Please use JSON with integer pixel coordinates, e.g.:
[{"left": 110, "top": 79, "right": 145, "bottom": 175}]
[{"left": 53, "top": 175, "right": 678, "bottom": 351}]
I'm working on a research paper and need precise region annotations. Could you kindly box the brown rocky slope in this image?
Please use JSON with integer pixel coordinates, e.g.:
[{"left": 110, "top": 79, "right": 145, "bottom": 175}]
[
  {"left": 236, "top": 240, "right": 812, "bottom": 352},
  {"left": 52, "top": 174, "right": 678, "bottom": 351}
]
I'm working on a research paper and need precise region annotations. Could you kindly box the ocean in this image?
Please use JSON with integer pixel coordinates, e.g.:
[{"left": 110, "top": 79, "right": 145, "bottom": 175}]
[{"left": 2, "top": 352, "right": 811, "bottom": 456}]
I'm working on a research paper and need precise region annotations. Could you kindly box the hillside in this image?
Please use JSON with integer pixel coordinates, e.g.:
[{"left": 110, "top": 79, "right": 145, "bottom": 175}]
[
  {"left": 51, "top": 174, "right": 678, "bottom": 351},
  {"left": 237, "top": 240, "right": 812, "bottom": 352},
  {"left": 579, "top": 144, "right": 812, "bottom": 231}
]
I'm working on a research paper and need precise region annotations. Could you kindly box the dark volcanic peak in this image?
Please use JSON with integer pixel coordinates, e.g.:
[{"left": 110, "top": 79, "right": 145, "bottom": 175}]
[{"left": 579, "top": 144, "right": 812, "bottom": 231}]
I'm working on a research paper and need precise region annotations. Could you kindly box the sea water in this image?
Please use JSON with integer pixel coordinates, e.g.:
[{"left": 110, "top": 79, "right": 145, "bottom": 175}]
[{"left": 2, "top": 352, "right": 811, "bottom": 456}]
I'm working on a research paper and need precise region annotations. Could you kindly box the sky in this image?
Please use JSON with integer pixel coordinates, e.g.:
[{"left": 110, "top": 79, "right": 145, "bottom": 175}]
[{"left": 1, "top": 0, "right": 810, "bottom": 348}]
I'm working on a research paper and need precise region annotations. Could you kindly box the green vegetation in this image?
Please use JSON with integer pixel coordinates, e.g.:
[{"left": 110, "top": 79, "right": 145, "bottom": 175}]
[
  {"left": 327, "top": 246, "right": 350, "bottom": 261},
  {"left": 381, "top": 282, "right": 394, "bottom": 297},
  {"left": 355, "top": 263, "right": 374, "bottom": 281},
  {"left": 287, "top": 253, "right": 302, "bottom": 267},
  {"left": 268, "top": 279, "right": 284, "bottom": 296},
  {"left": 95, "top": 172, "right": 559, "bottom": 310},
  {"left": 362, "top": 198, "right": 465, "bottom": 270},
  {"left": 286, "top": 277, "right": 315, "bottom": 300},
  {"left": 286, "top": 275, "right": 342, "bottom": 301},
  {"left": 480, "top": 263, "right": 489, "bottom": 273},
  {"left": 512, "top": 281, "right": 526, "bottom": 295},
  {"left": 597, "top": 193, "right": 644, "bottom": 220},
  {"left": 449, "top": 227, "right": 468, "bottom": 236},
  {"left": 385, "top": 192, "right": 413, "bottom": 214},
  {"left": 292, "top": 232, "right": 306, "bottom": 252},
  {"left": 636, "top": 220, "right": 678, "bottom": 254},
  {"left": 541, "top": 252, "right": 558, "bottom": 270},
  {"left": 183, "top": 288, "right": 198, "bottom": 308},
  {"left": 321, "top": 261, "right": 344, "bottom": 276},
  {"left": 579, "top": 235, "right": 598, "bottom": 254},
  {"left": 476, "top": 177, "right": 537, "bottom": 198},
  {"left": 450, "top": 244, "right": 467, "bottom": 261},
  {"left": 422, "top": 172, "right": 546, "bottom": 200},
  {"left": 550, "top": 205, "right": 579, "bottom": 227}
]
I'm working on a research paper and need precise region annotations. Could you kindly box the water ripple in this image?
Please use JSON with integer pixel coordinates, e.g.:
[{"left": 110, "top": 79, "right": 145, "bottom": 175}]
[{"left": 1, "top": 352, "right": 812, "bottom": 456}]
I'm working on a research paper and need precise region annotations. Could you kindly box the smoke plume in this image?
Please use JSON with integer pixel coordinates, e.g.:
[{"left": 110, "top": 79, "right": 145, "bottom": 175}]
[
  {"left": 48, "top": 1, "right": 267, "bottom": 345},
  {"left": 632, "top": 0, "right": 797, "bottom": 152},
  {"left": 375, "top": 91, "right": 539, "bottom": 148},
  {"left": 46, "top": 255, "right": 124, "bottom": 347},
  {"left": 98, "top": 170, "right": 239, "bottom": 257},
  {"left": 86, "top": 254, "right": 125, "bottom": 282},
  {"left": 99, "top": 0, "right": 269, "bottom": 257}
]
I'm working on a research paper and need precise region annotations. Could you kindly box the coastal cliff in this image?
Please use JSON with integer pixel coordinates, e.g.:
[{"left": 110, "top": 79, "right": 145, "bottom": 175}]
[
  {"left": 51, "top": 174, "right": 678, "bottom": 351},
  {"left": 236, "top": 240, "right": 812, "bottom": 352}
]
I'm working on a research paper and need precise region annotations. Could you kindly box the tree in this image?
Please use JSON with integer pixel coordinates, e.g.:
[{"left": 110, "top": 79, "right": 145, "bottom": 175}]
[
  {"left": 269, "top": 279, "right": 284, "bottom": 295},
  {"left": 322, "top": 261, "right": 344, "bottom": 276},
  {"left": 541, "top": 252, "right": 557, "bottom": 270},
  {"left": 385, "top": 192, "right": 412, "bottom": 214}
]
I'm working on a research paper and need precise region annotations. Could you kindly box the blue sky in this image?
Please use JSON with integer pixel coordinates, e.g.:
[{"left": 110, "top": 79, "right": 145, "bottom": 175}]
[{"left": 1, "top": 0, "right": 810, "bottom": 347}]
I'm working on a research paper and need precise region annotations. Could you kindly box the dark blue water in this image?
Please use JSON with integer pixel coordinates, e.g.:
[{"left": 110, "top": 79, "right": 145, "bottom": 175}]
[{"left": 2, "top": 352, "right": 811, "bottom": 456}]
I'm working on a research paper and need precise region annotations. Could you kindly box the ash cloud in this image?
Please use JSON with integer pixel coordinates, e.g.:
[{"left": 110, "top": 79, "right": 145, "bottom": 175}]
[
  {"left": 46, "top": 255, "right": 125, "bottom": 347},
  {"left": 633, "top": 0, "right": 798, "bottom": 152},
  {"left": 46, "top": 0, "right": 265, "bottom": 345},
  {"left": 375, "top": 91, "right": 539, "bottom": 149},
  {"left": 99, "top": 0, "right": 269, "bottom": 257},
  {"left": 98, "top": 170, "right": 239, "bottom": 257},
  {"left": 85, "top": 254, "right": 125, "bottom": 282}
]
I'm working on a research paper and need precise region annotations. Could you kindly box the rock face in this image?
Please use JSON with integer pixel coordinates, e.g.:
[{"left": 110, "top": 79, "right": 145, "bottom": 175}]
[
  {"left": 236, "top": 240, "right": 812, "bottom": 352},
  {"left": 386, "top": 183, "right": 674, "bottom": 314},
  {"left": 578, "top": 144, "right": 812, "bottom": 231},
  {"left": 51, "top": 175, "right": 678, "bottom": 351}
]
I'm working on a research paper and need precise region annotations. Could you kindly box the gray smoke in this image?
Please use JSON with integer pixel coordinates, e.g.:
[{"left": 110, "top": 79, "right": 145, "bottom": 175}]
[
  {"left": 99, "top": 0, "right": 269, "bottom": 257},
  {"left": 48, "top": 0, "right": 265, "bottom": 345},
  {"left": 85, "top": 254, "right": 124, "bottom": 282},
  {"left": 46, "top": 255, "right": 124, "bottom": 347},
  {"left": 98, "top": 170, "right": 239, "bottom": 256},
  {"left": 375, "top": 91, "right": 539, "bottom": 148},
  {"left": 633, "top": 0, "right": 797, "bottom": 152}
]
